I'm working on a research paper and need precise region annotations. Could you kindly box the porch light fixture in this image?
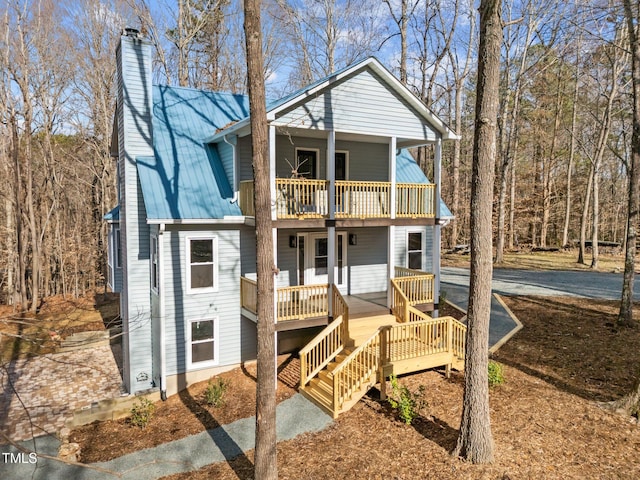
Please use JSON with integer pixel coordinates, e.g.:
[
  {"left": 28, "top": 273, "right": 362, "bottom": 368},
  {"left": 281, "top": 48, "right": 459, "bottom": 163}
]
[
  {"left": 289, "top": 235, "right": 297, "bottom": 248},
  {"left": 349, "top": 234, "right": 357, "bottom": 246}
]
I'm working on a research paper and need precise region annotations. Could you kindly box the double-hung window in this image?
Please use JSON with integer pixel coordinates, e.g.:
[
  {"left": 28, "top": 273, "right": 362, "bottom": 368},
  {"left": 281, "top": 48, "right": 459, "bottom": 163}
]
[
  {"left": 407, "top": 231, "right": 423, "bottom": 270},
  {"left": 187, "top": 237, "right": 218, "bottom": 293},
  {"left": 187, "top": 318, "right": 218, "bottom": 368}
]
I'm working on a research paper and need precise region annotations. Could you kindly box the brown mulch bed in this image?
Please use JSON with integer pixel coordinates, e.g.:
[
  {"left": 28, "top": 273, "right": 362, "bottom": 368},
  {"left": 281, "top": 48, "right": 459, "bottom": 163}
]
[
  {"left": 72, "top": 296, "right": 640, "bottom": 478},
  {"left": 70, "top": 356, "right": 299, "bottom": 463}
]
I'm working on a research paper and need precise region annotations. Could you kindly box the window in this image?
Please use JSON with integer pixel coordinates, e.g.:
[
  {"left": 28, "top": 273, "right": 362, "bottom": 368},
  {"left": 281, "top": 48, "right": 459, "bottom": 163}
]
[
  {"left": 187, "top": 318, "right": 218, "bottom": 368},
  {"left": 335, "top": 151, "right": 348, "bottom": 181},
  {"left": 115, "top": 227, "right": 122, "bottom": 268},
  {"left": 314, "top": 237, "right": 328, "bottom": 275},
  {"left": 295, "top": 148, "right": 318, "bottom": 179},
  {"left": 407, "top": 232, "right": 423, "bottom": 270},
  {"left": 151, "top": 236, "right": 158, "bottom": 292},
  {"left": 187, "top": 237, "right": 217, "bottom": 293}
]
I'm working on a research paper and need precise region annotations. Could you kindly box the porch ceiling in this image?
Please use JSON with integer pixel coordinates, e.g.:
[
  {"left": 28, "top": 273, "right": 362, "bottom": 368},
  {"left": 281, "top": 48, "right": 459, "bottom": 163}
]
[{"left": 274, "top": 126, "right": 434, "bottom": 146}]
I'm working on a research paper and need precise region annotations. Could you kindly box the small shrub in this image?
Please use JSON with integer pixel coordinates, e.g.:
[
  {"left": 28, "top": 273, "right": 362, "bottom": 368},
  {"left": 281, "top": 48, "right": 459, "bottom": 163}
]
[
  {"left": 129, "top": 397, "right": 155, "bottom": 429},
  {"left": 204, "top": 377, "right": 229, "bottom": 407},
  {"left": 387, "top": 375, "right": 427, "bottom": 424},
  {"left": 488, "top": 360, "right": 505, "bottom": 387}
]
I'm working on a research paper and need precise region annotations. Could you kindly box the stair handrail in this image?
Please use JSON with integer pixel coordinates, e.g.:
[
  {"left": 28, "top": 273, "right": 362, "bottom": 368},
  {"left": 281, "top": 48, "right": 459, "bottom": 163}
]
[
  {"left": 450, "top": 317, "right": 467, "bottom": 360},
  {"left": 299, "top": 316, "right": 344, "bottom": 387},
  {"left": 332, "top": 330, "right": 381, "bottom": 412},
  {"left": 331, "top": 284, "right": 349, "bottom": 340},
  {"left": 390, "top": 278, "right": 410, "bottom": 322}
]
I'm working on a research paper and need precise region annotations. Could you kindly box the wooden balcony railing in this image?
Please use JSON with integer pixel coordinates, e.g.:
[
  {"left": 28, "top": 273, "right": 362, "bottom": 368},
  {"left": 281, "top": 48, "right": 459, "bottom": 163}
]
[
  {"left": 335, "top": 181, "right": 390, "bottom": 218},
  {"left": 239, "top": 180, "right": 255, "bottom": 217},
  {"left": 276, "top": 178, "right": 329, "bottom": 219},
  {"left": 277, "top": 284, "right": 329, "bottom": 320},
  {"left": 392, "top": 267, "right": 435, "bottom": 308},
  {"left": 238, "top": 179, "right": 435, "bottom": 219},
  {"left": 396, "top": 183, "right": 435, "bottom": 218},
  {"left": 240, "top": 277, "right": 257, "bottom": 314}
]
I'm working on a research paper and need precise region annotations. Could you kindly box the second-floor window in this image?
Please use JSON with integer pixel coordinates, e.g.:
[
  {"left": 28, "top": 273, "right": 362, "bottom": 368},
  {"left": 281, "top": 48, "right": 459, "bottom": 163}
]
[
  {"left": 187, "top": 237, "right": 218, "bottom": 293},
  {"left": 295, "top": 148, "right": 318, "bottom": 179}
]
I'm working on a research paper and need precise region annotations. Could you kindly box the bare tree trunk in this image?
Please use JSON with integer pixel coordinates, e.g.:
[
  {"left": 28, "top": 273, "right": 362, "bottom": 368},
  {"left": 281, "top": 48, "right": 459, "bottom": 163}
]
[
  {"left": 619, "top": 0, "right": 640, "bottom": 327},
  {"left": 244, "top": 0, "right": 277, "bottom": 478},
  {"left": 578, "top": 161, "right": 594, "bottom": 264},
  {"left": 508, "top": 159, "right": 516, "bottom": 248},
  {"left": 562, "top": 46, "right": 581, "bottom": 248},
  {"left": 453, "top": 0, "right": 500, "bottom": 464}
]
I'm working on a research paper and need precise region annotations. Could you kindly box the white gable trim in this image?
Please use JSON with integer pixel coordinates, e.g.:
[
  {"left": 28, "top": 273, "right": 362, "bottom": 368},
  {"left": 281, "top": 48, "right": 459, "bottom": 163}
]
[{"left": 206, "top": 58, "right": 458, "bottom": 144}]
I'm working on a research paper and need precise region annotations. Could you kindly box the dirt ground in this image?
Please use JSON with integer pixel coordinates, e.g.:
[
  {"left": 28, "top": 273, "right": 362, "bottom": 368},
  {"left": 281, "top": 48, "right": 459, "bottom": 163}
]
[
  {"left": 0, "top": 292, "right": 120, "bottom": 362},
  {"left": 69, "top": 296, "right": 640, "bottom": 479}
]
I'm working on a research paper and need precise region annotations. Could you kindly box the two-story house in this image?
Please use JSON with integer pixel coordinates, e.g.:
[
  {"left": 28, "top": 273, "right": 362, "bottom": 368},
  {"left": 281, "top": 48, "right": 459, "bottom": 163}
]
[{"left": 106, "top": 29, "right": 465, "bottom": 416}]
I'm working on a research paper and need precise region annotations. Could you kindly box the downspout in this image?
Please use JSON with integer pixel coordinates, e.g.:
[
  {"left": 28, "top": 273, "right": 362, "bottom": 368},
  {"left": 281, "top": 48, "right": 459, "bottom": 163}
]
[
  {"left": 158, "top": 223, "right": 167, "bottom": 401},
  {"left": 223, "top": 135, "right": 239, "bottom": 203}
]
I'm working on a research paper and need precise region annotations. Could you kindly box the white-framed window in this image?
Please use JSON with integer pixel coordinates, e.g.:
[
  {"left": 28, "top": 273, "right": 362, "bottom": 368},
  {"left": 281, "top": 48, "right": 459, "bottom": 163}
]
[
  {"left": 294, "top": 147, "right": 320, "bottom": 179},
  {"left": 115, "top": 227, "right": 122, "bottom": 269},
  {"left": 151, "top": 235, "right": 159, "bottom": 293},
  {"left": 186, "top": 317, "right": 219, "bottom": 369},
  {"left": 186, "top": 236, "right": 218, "bottom": 293},
  {"left": 407, "top": 231, "right": 423, "bottom": 270}
]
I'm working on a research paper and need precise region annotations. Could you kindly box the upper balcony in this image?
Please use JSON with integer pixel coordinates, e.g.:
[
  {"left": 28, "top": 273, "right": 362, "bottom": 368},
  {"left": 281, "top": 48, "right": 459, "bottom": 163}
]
[{"left": 239, "top": 179, "right": 435, "bottom": 222}]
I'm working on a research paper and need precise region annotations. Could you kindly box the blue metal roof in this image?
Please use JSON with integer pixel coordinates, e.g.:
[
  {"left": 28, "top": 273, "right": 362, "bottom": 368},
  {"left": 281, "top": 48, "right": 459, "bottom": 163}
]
[
  {"left": 137, "top": 85, "right": 249, "bottom": 220},
  {"left": 396, "top": 150, "right": 453, "bottom": 219},
  {"left": 134, "top": 83, "right": 452, "bottom": 221},
  {"left": 104, "top": 205, "right": 120, "bottom": 222}
]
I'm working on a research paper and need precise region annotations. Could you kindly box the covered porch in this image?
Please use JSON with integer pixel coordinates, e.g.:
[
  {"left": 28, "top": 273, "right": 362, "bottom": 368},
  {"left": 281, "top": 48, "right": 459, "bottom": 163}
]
[{"left": 240, "top": 266, "right": 435, "bottom": 331}]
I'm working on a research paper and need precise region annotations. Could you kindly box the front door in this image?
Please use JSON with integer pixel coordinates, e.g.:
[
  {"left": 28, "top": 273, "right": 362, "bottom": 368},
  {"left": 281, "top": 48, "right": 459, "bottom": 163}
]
[{"left": 300, "top": 232, "right": 347, "bottom": 289}]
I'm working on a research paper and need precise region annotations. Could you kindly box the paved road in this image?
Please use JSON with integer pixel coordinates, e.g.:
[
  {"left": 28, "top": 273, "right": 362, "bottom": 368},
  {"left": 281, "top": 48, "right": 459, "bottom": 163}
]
[
  {"left": 443, "top": 266, "right": 637, "bottom": 300},
  {"left": 440, "top": 266, "right": 635, "bottom": 350}
]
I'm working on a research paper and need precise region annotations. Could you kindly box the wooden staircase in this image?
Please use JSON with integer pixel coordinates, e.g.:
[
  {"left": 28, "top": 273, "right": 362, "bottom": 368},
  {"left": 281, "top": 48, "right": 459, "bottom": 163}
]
[{"left": 298, "top": 287, "right": 467, "bottom": 418}]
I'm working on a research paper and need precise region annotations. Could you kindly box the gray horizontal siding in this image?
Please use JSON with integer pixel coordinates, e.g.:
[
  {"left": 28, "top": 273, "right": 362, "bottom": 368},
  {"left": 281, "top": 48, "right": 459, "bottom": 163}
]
[
  {"left": 394, "top": 226, "right": 433, "bottom": 273},
  {"left": 238, "top": 136, "right": 253, "bottom": 182},
  {"left": 273, "top": 68, "right": 437, "bottom": 141},
  {"left": 218, "top": 141, "right": 234, "bottom": 189},
  {"left": 162, "top": 227, "right": 242, "bottom": 376},
  {"left": 346, "top": 227, "right": 388, "bottom": 295},
  {"left": 118, "top": 36, "right": 155, "bottom": 393}
]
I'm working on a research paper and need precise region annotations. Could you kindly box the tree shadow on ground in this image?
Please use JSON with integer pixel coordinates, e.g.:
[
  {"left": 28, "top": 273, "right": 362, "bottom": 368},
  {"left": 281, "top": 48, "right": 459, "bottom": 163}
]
[
  {"left": 364, "top": 385, "right": 459, "bottom": 453},
  {"left": 178, "top": 384, "right": 254, "bottom": 478},
  {"left": 493, "top": 296, "right": 640, "bottom": 402}
]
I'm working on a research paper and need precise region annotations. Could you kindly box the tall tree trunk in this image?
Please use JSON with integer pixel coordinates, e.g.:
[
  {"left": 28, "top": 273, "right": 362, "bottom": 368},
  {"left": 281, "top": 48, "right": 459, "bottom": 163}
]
[
  {"left": 562, "top": 62, "right": 579, "bottom": 248},
  {"left": 244, "top": 0, "right": 277, "bottom": 478},
  {"left": 508, "top": 158, "right": 516, "bottom": 248},
  {"left": 578, "top": 162, "right": 594, "bottom": 264},
  {"left": 619, "top": 0, "right": 640, "bottom": 327},
  {"left": 453, "top": 0, "right": 500, "bottom": 464}
]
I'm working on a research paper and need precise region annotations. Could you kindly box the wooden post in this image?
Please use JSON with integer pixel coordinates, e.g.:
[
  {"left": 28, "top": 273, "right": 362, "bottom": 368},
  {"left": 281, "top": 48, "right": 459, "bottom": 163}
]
[{"left": 379, "top": 325, "right": 390, "bottom": 400}]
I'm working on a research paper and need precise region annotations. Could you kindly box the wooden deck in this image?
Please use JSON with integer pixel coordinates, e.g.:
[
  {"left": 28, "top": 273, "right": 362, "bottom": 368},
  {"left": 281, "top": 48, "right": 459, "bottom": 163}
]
[{"left": 299, "top": 298, "right": 466, "bottom": 418}]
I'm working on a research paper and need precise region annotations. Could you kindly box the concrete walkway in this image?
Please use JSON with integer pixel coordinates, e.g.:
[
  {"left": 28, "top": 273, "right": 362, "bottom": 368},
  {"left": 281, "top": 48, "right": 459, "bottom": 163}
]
[{"left": 0, "top": 393, "right": 332, "bottom": 480}]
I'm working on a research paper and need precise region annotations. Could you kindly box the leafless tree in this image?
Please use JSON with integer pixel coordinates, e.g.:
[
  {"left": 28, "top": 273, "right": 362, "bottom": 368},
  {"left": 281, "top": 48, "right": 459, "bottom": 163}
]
[
  {"left": 453, "top": 0, "right": 500, "bottom": 464},
  {"left": 244, "top": 0, "right": 277, "bottom": 477}
]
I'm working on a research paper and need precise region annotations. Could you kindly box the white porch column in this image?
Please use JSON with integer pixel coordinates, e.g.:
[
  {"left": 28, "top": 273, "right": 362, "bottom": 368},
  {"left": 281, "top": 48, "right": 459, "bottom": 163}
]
[
  {"left": 327, "top": 131, "right": 336, "bottom": 317},
  {"left": 327, "top": 130, "right": 336, "bottom": 220},
  {"left": 269, "top": 125, "right": 277, "bottom": 221},
  {"left": 433, "top": 138, "right": 442, "bottom": 317},
  {"left": 327, "top": 226, "right": 336, "bottom": 317},
  {"left": 273, "top": 227, "right": 279, "bottom": 389},
  {"left": 389, "top": 136, "right": 397, "bottom": 219},
  {"left": 387, "top": 225, "right": 395, "bottom": 309}
]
